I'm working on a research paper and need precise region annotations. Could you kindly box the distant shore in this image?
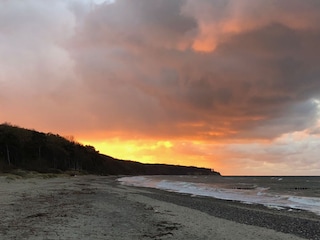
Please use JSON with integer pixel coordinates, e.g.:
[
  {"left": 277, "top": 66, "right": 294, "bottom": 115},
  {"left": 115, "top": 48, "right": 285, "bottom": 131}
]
[{"left": 0, "top": 175, "right": 319, "bottom": 239}]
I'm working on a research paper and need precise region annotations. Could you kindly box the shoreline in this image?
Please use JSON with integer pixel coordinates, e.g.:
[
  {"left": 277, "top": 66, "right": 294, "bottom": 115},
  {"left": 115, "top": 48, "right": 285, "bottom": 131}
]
[
  {"left": 0, "top": 175, "right": 319, "bottom": 239},
  {"left": 133, "top": 183, "right": 320, "bottom": 239}
]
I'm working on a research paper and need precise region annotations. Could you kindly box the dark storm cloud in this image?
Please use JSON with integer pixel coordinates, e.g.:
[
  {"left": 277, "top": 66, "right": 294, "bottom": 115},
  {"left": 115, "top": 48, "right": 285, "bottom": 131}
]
[
  {"left": 67, "top": 0, "right": 320, "bottom": 140},
  {"left": 2, "top": 0, "right": 320, "bottom": 141},
  {"left": 206, "top": 23, "right": 320, "bottom": 138}
]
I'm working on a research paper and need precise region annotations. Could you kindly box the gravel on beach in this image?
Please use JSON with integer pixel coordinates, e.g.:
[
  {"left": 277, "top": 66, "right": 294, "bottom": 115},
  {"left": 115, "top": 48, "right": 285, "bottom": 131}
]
[
  {"left": 0, "top": 175, "right": 319, "bottom": 240},
  {"left": 139, "top": 188, "right": 320, "bottom": 240}
]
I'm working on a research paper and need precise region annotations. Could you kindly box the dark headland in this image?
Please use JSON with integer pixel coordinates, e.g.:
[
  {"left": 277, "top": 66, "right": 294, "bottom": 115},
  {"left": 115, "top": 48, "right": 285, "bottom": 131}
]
[{"left": 0, "top": 123, "right": 220, "bottom": 176}]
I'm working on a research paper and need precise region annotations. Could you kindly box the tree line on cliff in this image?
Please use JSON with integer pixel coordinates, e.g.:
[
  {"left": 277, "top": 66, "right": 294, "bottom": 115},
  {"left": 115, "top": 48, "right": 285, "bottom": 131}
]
[{"left": 0, "top": 123, "right": 220, "bottom": 176}]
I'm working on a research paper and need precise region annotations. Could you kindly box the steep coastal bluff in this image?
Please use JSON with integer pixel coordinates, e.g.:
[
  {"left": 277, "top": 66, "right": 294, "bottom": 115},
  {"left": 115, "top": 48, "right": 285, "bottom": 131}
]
[{"left": 0, "top": 124, "right": 220, "bottom": 176}]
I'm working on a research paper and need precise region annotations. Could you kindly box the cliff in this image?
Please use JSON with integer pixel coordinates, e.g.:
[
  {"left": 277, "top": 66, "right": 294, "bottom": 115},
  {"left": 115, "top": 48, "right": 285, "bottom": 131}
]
[{"left": 0, "top": 123, "right": 220, "bottom": 176}]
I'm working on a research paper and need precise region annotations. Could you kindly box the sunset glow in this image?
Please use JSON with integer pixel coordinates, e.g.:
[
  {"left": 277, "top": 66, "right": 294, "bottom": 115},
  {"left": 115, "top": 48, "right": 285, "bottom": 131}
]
[
  {"left": 79, "top": 138, "right": 224, "bottom": 173},
  {"left": 1, "top": 0, "right": 320, "bottom": 175},
  {"left": 192, "top": 39, "right": 217, "bottom": 53}
]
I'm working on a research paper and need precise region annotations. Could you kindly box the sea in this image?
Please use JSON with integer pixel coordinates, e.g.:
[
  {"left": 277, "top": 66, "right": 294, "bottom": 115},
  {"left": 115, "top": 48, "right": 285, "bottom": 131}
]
[{"left": 118, "top": 175, "right": 320, "bottom": 216}]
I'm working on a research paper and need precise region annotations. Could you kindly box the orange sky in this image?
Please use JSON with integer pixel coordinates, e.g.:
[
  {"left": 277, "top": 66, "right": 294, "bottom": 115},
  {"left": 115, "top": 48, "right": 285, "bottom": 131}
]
[{"left": 1, "top": 0, "right": 320, "bottom": 175}]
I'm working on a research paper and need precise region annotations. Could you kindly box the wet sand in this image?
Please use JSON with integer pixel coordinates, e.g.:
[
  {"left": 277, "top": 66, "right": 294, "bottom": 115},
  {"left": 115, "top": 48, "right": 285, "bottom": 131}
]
[{"left": 0, "top": 175, "right": 319, "bottom": 239}]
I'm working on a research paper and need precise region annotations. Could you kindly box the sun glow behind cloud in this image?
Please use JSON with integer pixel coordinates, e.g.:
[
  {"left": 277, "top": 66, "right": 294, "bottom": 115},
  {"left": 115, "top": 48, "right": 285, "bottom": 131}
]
[
  {"left": 79, "top": 138, "right": 184, "bottom": 165},
  {"left": 79, "top": 137, "right": 224, "bottom": 172},
  {"left": 79, "top": 131, "right": 320, "bottom": 176}
]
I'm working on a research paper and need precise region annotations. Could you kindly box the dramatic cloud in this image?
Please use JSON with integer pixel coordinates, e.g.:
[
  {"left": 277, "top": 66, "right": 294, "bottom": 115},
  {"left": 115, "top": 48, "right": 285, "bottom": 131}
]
[
  {"left": 1, "top": 0, "right": 320, "bottom": 175},
  {"left": 69, "top": 0, "right": 320, "bottom": 140}
]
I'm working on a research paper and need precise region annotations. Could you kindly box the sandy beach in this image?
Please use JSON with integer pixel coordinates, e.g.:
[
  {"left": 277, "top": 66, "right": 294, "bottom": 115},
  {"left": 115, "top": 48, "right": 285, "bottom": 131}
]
[{"left": 0, "top": 175, "right": 319, "bottom": 240}]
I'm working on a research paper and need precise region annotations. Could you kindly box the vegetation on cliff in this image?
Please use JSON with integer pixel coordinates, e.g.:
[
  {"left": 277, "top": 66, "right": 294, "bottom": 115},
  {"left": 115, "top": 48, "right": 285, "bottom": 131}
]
[{"left": 0, "top": 123, "right": 220, "bottom": 176}]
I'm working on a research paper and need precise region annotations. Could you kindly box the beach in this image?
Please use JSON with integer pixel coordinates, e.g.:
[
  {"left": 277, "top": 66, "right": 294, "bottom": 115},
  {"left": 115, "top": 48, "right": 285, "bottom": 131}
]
[{"left": 0, "top": 175, "right": 319, "bottom": 240}]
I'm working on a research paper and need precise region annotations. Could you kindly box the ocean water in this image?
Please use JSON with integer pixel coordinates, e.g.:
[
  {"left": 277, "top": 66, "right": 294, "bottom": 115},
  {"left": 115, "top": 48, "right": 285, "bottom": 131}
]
[{"left": 118, "top": 175, "right": 320, "bottom": 216}]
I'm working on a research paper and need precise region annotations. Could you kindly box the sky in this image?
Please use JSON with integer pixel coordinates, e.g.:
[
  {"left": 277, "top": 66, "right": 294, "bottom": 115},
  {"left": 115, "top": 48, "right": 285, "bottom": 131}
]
[{"left": 1, "top": 0, "right": 320, "bottom": 176}]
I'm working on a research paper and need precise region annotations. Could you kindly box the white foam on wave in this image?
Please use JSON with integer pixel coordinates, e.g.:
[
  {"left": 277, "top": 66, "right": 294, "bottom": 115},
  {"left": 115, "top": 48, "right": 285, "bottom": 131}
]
[
  {"left": 118, "top": 176, "right": 320, "bottom": 216},
  {"left": 118, "top": 176, "right": 159, "bottom": 188},
  {"left": 287, "top": 196, "right": 320, "bottom": 214}
]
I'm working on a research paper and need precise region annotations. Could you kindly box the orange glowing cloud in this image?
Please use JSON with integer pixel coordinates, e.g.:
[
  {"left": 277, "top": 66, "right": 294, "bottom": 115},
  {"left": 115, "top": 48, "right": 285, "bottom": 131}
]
[
  {"left": 192, "top": 38, "right": 217, "bottom": 53},
  {"left": 186, "top": 0, "right": 320, "bottom": 54}
]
